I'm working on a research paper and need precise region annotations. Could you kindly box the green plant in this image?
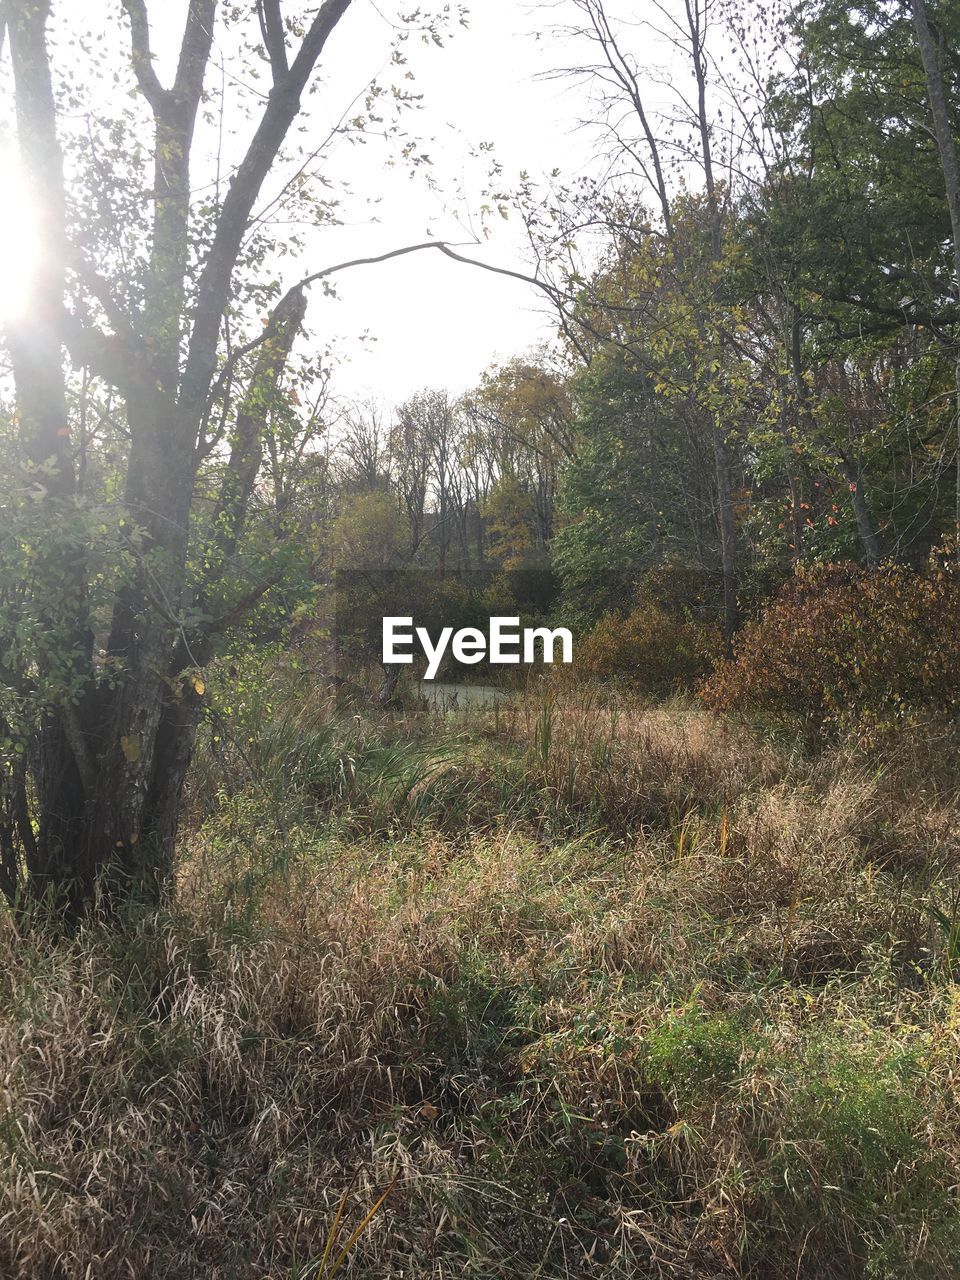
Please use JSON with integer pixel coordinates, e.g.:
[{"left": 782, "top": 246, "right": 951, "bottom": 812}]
[{"left": 645, "top": 1002, "right": 743, "bottom": 1104}]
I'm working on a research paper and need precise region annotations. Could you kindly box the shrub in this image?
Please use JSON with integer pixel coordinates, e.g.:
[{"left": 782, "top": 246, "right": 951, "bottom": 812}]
[
  {"left": 577, "top": 595, "right": 716, "bottom": 694},
  {"left": 702, "top": 561, "right": 960, "bottom": 745},
  {"left": 645, "top": 1003, "right": 743, "bottom": 1104}
]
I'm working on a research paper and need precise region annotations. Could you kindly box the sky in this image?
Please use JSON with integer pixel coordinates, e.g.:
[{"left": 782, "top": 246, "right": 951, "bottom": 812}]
[
  {"left": 168, "top": 0, "right": 598, "bottom": 407},
  {"left": 0, "top": 0, "right": 686, "bottom": 409},
  {"left": 285, "top": 0, "right": 596, "bottom": 406}
]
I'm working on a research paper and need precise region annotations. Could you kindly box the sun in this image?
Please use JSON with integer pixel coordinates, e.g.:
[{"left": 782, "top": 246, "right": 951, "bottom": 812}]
[{"left": 0, "top": 141, "right": 40, "bottom": 326}]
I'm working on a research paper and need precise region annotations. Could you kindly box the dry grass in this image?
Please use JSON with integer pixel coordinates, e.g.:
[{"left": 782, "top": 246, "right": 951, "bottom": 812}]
[{"left": 3, "top": 680, "right": 960, "bottom": 1277}]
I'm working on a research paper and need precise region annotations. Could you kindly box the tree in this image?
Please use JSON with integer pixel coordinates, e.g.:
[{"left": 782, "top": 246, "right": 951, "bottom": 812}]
[
  {"left": 750, "top": 0, "right": 960, "bottom": 563},
  {"left": 330, "top": 489, "right": 407, "bottom": 570},
  {"left": 389, "top": 389, "right": 468, "bottom": 573},
  {"left": 468, "top": 357, "right": 572, "bottom": 549},
  {"left": 0, "top": 0, "right": 458, "bottom": 917},
  {"left": 523, "top": 0, "right": 960, "bottom": 619},
  {"left": 525, "top": 0, "right": 745, "bottom": 645}
]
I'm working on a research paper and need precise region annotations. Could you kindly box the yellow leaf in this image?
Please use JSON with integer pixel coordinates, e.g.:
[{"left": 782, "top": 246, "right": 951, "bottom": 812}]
[{"left": 120, "top": 734, "right": 141, "bottom": 763}]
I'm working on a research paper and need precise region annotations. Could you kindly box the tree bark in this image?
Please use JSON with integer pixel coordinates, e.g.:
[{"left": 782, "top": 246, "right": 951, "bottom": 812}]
[
  {"left": 6, "top": 1, "right": 95, "bottom": 916},
  {"left": 910, "top": 0, "right": 960, "bottom": 281},
  {"left": 910, "top": 0, "right": 960, "bottom": 553},
  {"left": 836, "top": 450, "right": 881, "bottom": 566},
  {"left": 6, "top": 0, "right": 70, "bottom": 492},
  {"left": 712, "top": 423, "right": 739, "bottom": 649}
]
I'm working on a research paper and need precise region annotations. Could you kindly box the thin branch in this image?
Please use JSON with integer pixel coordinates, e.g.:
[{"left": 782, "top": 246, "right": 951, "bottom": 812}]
[
  {"left": 200, "top": 240, "right": 475, "bottom": 428},
  {"left": 257, "top": 0, "right": 289, "bottom": 84},
  {"left": 202, "top": 565, "right": 289, "bottom": 639},
  {"left": 199, "top": 235, "right": 627, "bottom": 447},
  {"left": 120, "top": 0, "right": 169, "bottom": 113}
]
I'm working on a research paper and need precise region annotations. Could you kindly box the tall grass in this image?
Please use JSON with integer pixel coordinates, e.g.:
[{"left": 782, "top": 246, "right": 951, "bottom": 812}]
[{"left": 3, "top": 668, "right": 960, "bottom": 1277}]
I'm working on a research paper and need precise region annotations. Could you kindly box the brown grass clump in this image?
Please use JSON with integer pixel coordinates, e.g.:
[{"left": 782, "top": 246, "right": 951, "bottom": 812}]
[{"left": 505, "top": 687, "right": 783, "bottom": 831}]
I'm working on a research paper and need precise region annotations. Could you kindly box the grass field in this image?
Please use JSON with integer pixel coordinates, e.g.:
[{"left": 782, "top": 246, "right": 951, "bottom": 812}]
[{"left": 3, "top": 665, "right": 960, "bottom": 1278}]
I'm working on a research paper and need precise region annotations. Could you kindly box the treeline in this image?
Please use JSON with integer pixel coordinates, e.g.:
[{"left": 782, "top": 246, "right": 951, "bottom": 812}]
[
  {"left": 538, "top": 0, "right": 960, "bottom": 629},
  {"left": 333, "top": 0, "right": 960, "bottom": 612},
  {"left": 318, "top": 0, "right": 960, "bottom": 723},
  {"left": 321, "top": 367, "right": 570, "bottom": 579}
]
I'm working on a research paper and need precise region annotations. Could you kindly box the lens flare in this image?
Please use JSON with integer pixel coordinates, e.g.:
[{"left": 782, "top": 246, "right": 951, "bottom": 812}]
[{"left": 0, "top": 143, "right": 40, "bottom": 325}]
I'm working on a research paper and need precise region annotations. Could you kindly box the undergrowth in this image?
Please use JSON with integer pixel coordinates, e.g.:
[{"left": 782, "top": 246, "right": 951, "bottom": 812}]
[{"left": 3, "top": 663, "right": 960, "bottom": 1277}]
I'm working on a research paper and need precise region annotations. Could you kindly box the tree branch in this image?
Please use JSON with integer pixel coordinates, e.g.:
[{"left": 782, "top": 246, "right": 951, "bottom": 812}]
[
  {"left": 179, "top": 0, "right": 353, "bottom": 418},
  {"left": 198, "top": 236, "right": 611, "bottom": 435},
  {"left": 121, "top": 0, "right": 169, "bottom": 114},
  {"left": 208, "top": 283, "right": 307, "bottom": 559},
  {"left": 257, "top": 0, "right": 289, "bottom": 84},
  {"left": 199, "top": 239, "right": 557, "bottom": 428},
  {"left": 68, "top": 253, "right": 146, "bottom": 347},
  {"left": 202, "top": 565, "right": 290, "bottom": 641},
  {"left": 141, "top": 0, "right": 216, "bottom": 395},
  {"left": 172, "top": 0, "right": 217, "bottom": 109}
]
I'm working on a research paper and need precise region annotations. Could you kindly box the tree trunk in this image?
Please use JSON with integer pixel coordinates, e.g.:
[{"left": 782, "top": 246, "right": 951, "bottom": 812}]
[
  {"left": 2, "top": 0, "right": 354, "bottom": 919},
  {"left": 910, "top": 0, "right": 960, "bottom": 553},
  {"left": 689, "top": 0, "right": 739, "bottom": 649},
  {"left": 7, "top": 1, "right": 95, "bottom": 917},
  {"left": 712, "top": 421, "right": 739, "bottom": 652},
  {"left": 836, "top": 450, "right": 881, "bottom": 566},
  {"left": 910, "top": 0, "right": 960, "bottom": 275}
]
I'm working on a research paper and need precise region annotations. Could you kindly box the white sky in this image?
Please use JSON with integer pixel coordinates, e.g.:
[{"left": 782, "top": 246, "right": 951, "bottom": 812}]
[
  {"left": 1, "top": 1, "right": 693, "bottom": 409},
  {"left": 162, "top": 0, "right": 596, "bottom": 406},
  {"left": 308, "top": 3, "right": 583, "bottom": 403}
]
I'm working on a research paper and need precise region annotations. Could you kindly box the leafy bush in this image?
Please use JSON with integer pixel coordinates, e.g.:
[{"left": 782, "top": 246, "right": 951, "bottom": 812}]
[
  {"left": 577, "top": 595, "right": 716, "bottom": 693},
  {"left": 702, "top": 561, "right": 960, "bottom": 744},
  {"left": 645, "top": 1003, "right": 743, "bottom": 1104}
]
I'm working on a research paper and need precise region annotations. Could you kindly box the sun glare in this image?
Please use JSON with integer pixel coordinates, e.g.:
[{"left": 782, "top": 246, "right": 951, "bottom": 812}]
[{"left": 0, "top": 143, "right": 40, "bottom": 326}]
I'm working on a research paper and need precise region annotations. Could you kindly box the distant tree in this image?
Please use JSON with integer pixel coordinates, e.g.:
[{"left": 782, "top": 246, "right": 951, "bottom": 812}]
[
  {"left": 331, "top": 490, "right": 407, "bottom": 570},
  {"left": 468, "top": 358, "right": 573, "bottom": 548},
  {"left": 393, "top": 389, "right": 461, "bottom": 573},
  {"left": 524, "top": 0, "right": 745, "bottom": 644},
  {"left": 481, "top": 473, "right": 538, "bottom": 571}
]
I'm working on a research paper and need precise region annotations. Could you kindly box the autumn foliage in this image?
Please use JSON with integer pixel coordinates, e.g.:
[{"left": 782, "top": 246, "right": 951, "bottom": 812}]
[
  {"left": 702, "top": 561, "right": 960, "bottom": 742},
  {"left": 578, "top": 595, "right": 716, "bottom": 694}
]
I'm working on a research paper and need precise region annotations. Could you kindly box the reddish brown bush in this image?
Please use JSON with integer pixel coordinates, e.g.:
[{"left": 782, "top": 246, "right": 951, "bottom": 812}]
[{"left": 701, "top": 562, "right": 960, "bottom": 743}]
